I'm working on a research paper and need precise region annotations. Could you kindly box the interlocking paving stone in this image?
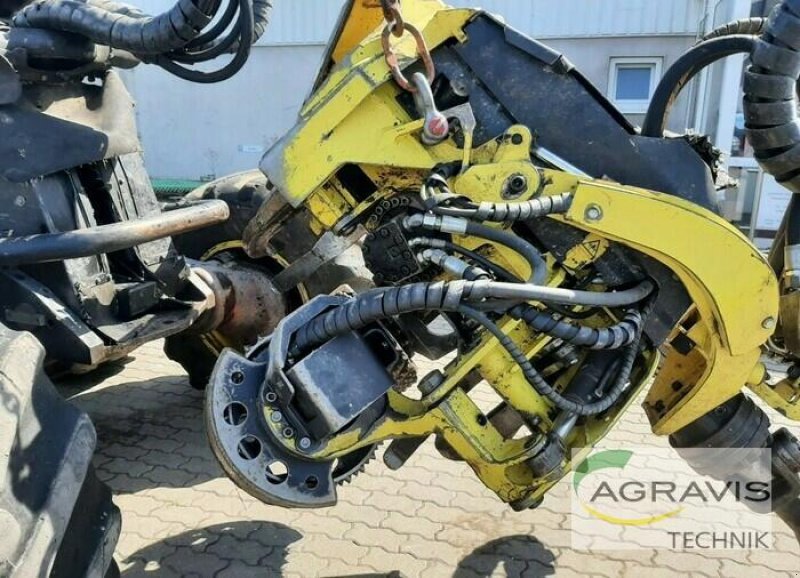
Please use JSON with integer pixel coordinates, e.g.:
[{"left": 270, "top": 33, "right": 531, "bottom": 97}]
[{"left": 62, "top": 341, "right": 800, "bottom": 577}]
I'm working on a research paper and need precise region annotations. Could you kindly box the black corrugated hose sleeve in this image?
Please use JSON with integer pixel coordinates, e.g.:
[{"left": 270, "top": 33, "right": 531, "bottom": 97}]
[
  {"left": 459, "top": 304, "right": 649, "bottom": 416},
  {"left": 290, "top": 278, "right": 653, "bottom": 357},
  {"left": 743, "top": 0, "right": 800, "bottom": 193},
  {"left": 510, "top": 305, "right": 643, "bottom": 350},
  {"left": 14, "top": 0, "right": 216, "bottom": 54},
  {"left": 292, "top": 281, "right": 476, "bottom": 354}
]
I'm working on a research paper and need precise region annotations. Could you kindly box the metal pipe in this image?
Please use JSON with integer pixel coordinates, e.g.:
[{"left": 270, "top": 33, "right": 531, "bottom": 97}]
[{"left": 0, "top": 200, "right": 230, "bottom": 267}]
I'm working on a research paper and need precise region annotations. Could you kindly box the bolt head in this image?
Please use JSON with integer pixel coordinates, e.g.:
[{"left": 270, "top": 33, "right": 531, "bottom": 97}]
[
  {"left": 503, "top": 173, "right": 529, "bottom": 199},
  {"left": 298, "top": 437, "right": 312, "bottom": 450},
  {"left": 584, "top": 204, "right": 603, "bottom": 222},
  {"left": 270, "top": 411, "right": 283, "bottom": 423},
  {"left": 762, "top": 317, "right": 777, "bottom": 330}
]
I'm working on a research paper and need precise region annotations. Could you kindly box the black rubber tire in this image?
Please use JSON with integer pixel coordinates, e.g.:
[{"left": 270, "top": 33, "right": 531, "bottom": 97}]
[
  {"left": 0, "top": 325, "right": 120, "bottom": 577},
  {"left": 171, "top": 170, "right": 273, "bottom": 261}
]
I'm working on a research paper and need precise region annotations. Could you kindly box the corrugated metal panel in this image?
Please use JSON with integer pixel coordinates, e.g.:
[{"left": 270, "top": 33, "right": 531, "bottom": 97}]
[
  {"left": 262, "top": 0, "right": 345, "bottom": 45},
  {"left": 132, "top": 0, "right": 704, "bottom": 46},
  {"left": 265, "top": 0, "right": 705, "bottom": 43},
  {"left": 447, "top": 0, "right": 704, "bottom": 38}
]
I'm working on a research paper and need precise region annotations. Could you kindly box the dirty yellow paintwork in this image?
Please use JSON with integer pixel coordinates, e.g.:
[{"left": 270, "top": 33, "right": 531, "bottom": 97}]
[
  {"left": 750, "top": 376, "right": 800, "bottom": 420},
  {"left": 257, "top": 0, "right": 784, "bottom": 506},
  {"left": 260, "top": 7, "right": 474, "bottom": 207},
  {"left": 561, "top": 181, "right": 779, "bottom": 434},
  {"left": 330, "top": 1, "right": 390, "bottom": 65}
]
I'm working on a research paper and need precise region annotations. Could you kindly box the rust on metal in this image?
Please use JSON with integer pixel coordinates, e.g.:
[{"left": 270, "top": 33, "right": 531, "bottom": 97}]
[
  {"left": 381, "top": 21, "right": 435, "bottom": 93},
  {"left": 380, "top": 0, "right": 405, "bottom": 37}
]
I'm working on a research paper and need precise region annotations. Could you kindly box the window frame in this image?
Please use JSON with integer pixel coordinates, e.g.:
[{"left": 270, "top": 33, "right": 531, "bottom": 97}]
[{"left": 608, "top": 57, "right": 663, "bottom": 114}]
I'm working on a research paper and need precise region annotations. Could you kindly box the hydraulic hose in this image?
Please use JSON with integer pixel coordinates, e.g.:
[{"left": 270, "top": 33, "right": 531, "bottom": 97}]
[
  {"left": 290, "top": 279, "right": 655, "bottom": 354},
  {"left": 404, "top": 214, "right": 548, "bottom": 285},
  {"left": 409, "top": 238, "right": 520, "bottom": 282},
  {"left": 642, "top": 35, "right": 757, "bottom": 137},
  {"left": 186, "top": 0, "right": 238, "bottom": 49},
  {"left": 14, "top": 0, "right": 218, "bottom": 54},
  {"left": 12, "top": 0, "right": 273, "bottom": 82},
  {"left": 464, "top": 221, "right": 548, "bottom": 285},
  {"left": 155, "top": 0, "right": 253, "bottom": 83},
  {"left": 742, "top": 0, "right": 800, "bottom": 193},
  {"left": 510, "top": 305, "right": 645, "bottom": 350},
  {"left": 417, "top": 249, "right": 491, "bottom": 281},
  {"left": 458, "top": 304, "right": 648, "bottom": 416},
  {"left": 432, "top": 193, "right": 574, "bottom": 223},
  {"left": 700, "top": 17, "right": 766, "bottom": 42}
]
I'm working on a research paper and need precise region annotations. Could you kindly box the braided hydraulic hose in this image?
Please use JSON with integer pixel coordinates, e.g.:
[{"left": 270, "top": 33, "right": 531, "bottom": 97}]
[
  {"left": 459, "top": 303, "right": 650, "bottom": 416},
  {"left": 291, "top": 279, "right": 655, "bottom": 354},
  {"left": 511, "top": 305, "right": 644, "bottom": 350},
  {"left": 742, "top": 0, "right": 800, "bottom": 193}
]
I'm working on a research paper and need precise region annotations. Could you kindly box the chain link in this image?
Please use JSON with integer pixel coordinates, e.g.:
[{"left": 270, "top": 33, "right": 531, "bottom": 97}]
[
  {"left": 379, "top": 0, "right": 436, "bottom": 93},
  {"left": 381, "top": 0, "right": 405, "bottom": 37}
]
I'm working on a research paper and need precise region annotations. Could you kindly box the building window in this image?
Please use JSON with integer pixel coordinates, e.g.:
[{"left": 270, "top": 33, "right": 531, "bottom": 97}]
[{"left": 608, "top": 57, "right": 662, "bottom": 114}]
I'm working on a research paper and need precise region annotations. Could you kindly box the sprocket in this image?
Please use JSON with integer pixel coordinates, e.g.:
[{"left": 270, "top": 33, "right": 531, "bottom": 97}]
[{"left": 333, "top": 444, "right": 379, "bottom": 486}]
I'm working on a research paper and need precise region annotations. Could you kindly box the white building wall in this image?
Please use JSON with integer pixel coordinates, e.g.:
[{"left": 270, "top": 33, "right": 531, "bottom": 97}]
[
  {"left": 127, "top": 0, "right": 709, "bottom": 180},
  {"left": 122, "top": 45, "right": 325, "bottom": 179},
  {"left": 451, "top": 0, "right": 704, "bottom": 38},
  {"left": 255, "top": 0, "right": 705, "bottom": 44}
]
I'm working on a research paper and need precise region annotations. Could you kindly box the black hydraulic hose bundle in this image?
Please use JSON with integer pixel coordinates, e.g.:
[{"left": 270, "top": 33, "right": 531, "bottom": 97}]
[
  {"left": 291, "top": 279, "right": 655, "bottom": 355},
  {"left": 458, "top": 302, "right": 651, "bottom": 417},
  {"left": 742, "top": 0, "right": 800, "bottom": 193},
  {"left": 155, "top": 0, "right": 254, "bottom": 83},
  {"left": 509, "top": 305, "right": 645, "bottom": 351},
  {"left": 12, "top": 0, "right": 273, "bottom": 82},
  {"left": 644, "top": 0, "right": 800, "bottom": 201},
  {"left": 13, "top": 0, "right": 219, "bottom": 54}
]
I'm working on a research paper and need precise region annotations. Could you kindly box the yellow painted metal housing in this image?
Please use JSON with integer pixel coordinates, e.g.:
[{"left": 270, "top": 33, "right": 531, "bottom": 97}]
[{"left": 257, "top": 0, "right": 783, "bottom": 506}]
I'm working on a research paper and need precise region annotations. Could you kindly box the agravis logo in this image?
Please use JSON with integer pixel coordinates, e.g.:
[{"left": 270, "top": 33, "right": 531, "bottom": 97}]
[
  {"left": 570, "top": 447, "right": 774, "bottom": 550},
  {"left": 573, "top": 450, "right": 683, "bottom": 526}
]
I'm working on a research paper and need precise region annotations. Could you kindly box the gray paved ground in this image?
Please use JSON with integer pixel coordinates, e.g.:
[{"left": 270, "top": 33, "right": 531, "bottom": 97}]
[{"left": 61, "top": 341, "right": 800, "bottom": 577}]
